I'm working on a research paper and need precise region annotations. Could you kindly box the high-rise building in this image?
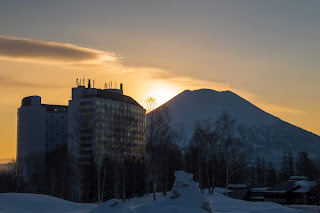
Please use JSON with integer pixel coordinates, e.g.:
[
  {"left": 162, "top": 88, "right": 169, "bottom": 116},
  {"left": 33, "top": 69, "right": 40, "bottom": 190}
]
[
  {"left": 16, "top": 83, "right": 146, "bottom": 195},
  {"left": 67, "top": 83, "right": 146, "bottom": 199},
  {"left": 68, "top": 84, "right": 146, "bottom": 165},
  {"left": 17, "top": 96, "right": 68, "bottom": 184}
]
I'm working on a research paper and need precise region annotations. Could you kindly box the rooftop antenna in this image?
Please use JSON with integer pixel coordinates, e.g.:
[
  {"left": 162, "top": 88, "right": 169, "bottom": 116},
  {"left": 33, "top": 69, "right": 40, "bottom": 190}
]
[
  {"left": 111, "top": 81, "right": 112, "bottom": 89},
  {"left": 88, "top": 79, "right": 91, "bottom": 88},
  {"left": 104, "top": 83, "right": 107, "bottom": 89},
  {"left": 76, "top": 78, "right": 79, "bottom": 86},
  {"left": 93, "top": 80, "right": 95, "bottom": 88},
  {"left": 115, "top": 82, "right": 117, "bottom": 88},
  {"left": 83, "top": 75, "right": 85, "bottom": 87},
  {"left": 80, "top": 79, "right": 82, "bottom": 86}
]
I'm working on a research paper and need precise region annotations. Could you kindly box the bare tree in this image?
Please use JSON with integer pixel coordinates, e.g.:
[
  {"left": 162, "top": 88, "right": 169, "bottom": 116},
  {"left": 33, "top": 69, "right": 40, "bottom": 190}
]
[
  {"left": 145, "top": 97, "right": 182, "bottom": 200},
  {"left": 185, "top": 112, "right": 248, "bottom": 195}
]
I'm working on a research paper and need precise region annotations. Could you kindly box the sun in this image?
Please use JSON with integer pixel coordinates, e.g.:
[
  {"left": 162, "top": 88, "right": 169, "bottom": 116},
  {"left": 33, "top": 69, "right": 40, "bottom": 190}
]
[{"left": 145, "top": 83, "right": 178, "bottom": 108}]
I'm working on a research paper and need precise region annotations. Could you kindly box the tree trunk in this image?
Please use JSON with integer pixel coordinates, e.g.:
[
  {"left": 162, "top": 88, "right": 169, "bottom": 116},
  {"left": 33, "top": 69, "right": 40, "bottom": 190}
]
[
  {"left": 122, "top": 166, "right": 126, "bottom": 203},
  {"left": 153, "top": 179, "right": 157, "bottom": 201},
  {"left": 225, "top": 161, "right": 229, "bottom": 197},
  {"left": 211, "top": 163, "right": 215, "bottom": 194},
  {"left": 102, "top": 163, "right": 107, "bottom": 202}
]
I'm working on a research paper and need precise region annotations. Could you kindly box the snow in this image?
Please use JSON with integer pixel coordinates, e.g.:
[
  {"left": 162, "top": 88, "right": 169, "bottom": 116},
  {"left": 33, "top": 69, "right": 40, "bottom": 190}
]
[
  {"left": 295, "top": 180, "right": 315, "bottom": 188},
  {"left": 251, "top": 187, "right": 269, "bottom": 192},
  {"left": 228, "top": 184, "right": 248, "bottom": 189},
  {"left": 289, "top": 176, "right": 309, "bottom": 181},
  {"left": 287, "top": 205, "right": 320, "bottom": 213},
  {"left": 206, "top": 192, "right": 304, "bottom": 213},
  {"left": 0, "top": 191, "right": 307, "bottom": 213},
  {"left": 213, "top": 187, "right": 233, "bottom": 194},
  {"left": 152, "top": 89, "right": 320, "bottom": 165},
  {"left": 89, "top": 199, "right": 134, "bottom": 213},
  {"left": 292, "top": 188, "right": 311, "bottom": 193},
  {"left": 0, "top": 171, "right": 309, "bottom": 213},
  {"left": 134, "top": 170, "right": 214, "bottom": 213},
  {"left": 0, "top": 193, "right": 95, "bottom": 213}
]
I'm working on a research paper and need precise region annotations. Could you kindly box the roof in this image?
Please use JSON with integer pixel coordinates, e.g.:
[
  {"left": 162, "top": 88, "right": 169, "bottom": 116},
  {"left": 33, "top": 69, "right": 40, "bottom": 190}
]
[
  {"left": 289, "top": 176, "right": 309, "bottom": 181},
  {"left": 227, "top": 189, "right": 250, "bottom": 200},
  {"left": 251, "top": 187, "right": 269, "bottom": 193},
  {"left": 228, "top": 184, "right": 248, "bottom": 189},
  {"left": 75, "top": 87, "right": 143, "bottom": 108},
  {"left": 266, "top": 179, "right": 316, "bottom": 194},
  {"left": 266, "top": 181, "right": 298, "bottom": 193},
  {"left": 41, "top": 104, "right": 68, "bottom": 112},
  {"left": 292, "top": 188, "right": 311, "bottom": 193},
  {"left": 295, "top": 180, "right": 315, "bottom": 188}
]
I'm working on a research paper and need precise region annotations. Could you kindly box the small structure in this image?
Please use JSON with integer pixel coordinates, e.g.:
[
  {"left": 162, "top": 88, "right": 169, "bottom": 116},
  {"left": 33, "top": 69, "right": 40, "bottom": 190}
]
[
  {"left": 264, "top": 176, "right": 319, "bottom": 205},
  {"left": 226, "top": 184, "right": 250, "bottom": 200},
  {"left": 247, "top": 187, "right": 269, "bottom": 202}
]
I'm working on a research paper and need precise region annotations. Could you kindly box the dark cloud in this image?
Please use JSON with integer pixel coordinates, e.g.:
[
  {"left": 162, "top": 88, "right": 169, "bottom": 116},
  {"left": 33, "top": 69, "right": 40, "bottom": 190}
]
[{"left": 0, "top": 35, "right": 117, "bottom": 68}]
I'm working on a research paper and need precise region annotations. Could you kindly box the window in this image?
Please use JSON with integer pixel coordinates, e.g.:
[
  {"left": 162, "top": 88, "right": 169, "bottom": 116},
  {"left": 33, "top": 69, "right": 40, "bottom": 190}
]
[{"left": 80, "top": 101, "right": 93, "bottom": 106}]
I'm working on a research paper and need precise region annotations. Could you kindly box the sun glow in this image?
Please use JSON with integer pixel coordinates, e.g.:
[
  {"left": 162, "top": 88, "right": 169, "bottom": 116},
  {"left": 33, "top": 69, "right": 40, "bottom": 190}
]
[{"left": 144, "top": 83, "right": 179, "bottom": 108}]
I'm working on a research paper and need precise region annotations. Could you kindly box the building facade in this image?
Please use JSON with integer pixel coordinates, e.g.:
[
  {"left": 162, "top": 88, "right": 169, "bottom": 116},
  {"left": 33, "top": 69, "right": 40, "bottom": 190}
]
[
  {"left": 17, "top": 96, "right": 68, "bottom": 185},
  {"left": 68, "top": 85, "right": 146, "bottom": 164}
]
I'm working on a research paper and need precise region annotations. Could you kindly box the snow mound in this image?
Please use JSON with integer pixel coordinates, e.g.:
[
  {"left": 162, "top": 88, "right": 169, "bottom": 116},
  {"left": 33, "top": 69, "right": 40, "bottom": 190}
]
[
  {"left": 89, "top": 199, "right": 135, "bottom": 213},
  {"left": 0, "top": 193, "right": 95, "bottom": 213},
  {"left": 135, "top": 170, "right": 213, "bottom": 213}
]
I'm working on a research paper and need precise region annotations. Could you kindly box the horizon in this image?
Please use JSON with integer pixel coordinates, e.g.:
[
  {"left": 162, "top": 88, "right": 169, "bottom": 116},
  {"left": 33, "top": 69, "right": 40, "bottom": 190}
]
[
  {"left": 0, "top": 86, "right": 319, "bottom": 163},
  {"left": 1, "top": 1, "right": 320, "bottom": 160}
]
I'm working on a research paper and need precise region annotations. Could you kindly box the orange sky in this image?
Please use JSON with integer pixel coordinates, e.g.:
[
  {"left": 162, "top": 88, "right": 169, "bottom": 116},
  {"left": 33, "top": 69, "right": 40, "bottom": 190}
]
[
  {"left": 0, "top": 56, "right": 319, "bottom": 161},
  {"left": 1, "top": 1, "right": 320, "bottom": 161}
]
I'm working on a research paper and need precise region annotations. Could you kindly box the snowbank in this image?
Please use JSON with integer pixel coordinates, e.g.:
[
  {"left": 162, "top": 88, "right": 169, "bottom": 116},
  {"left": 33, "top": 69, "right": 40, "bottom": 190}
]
[
  {"left": 89, "top": 199, "right": 134, "bottom": 213},
  {"left": 135, "top": 170, "right": 213, "bottom": 213},
  {"left": 205, "top": 192, "right": 303, "bottom": 213},
  {"left": 0, "top": 171, "right": 307, "bottom": 213},
  {"left": 0, "top": 193, "right": 95, "bottom": 213}
]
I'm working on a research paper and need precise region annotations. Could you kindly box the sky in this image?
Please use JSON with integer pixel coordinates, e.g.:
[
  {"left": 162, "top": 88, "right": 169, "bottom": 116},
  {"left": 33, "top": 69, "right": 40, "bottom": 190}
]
[{"left": 0, "top": 0, "right": 319, "bottom": 160}]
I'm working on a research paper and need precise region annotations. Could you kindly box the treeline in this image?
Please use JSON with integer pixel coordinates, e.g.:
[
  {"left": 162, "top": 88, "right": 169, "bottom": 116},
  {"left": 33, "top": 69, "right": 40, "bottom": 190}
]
[
  {"left": 1, "top": 101, "right": 320, "bottom": 202},
  {"left": 248, "top": 151, "right": 320, "bottom": 187},
  {"left": 184, "top": 113, "right": 248, "bottom": 194}
]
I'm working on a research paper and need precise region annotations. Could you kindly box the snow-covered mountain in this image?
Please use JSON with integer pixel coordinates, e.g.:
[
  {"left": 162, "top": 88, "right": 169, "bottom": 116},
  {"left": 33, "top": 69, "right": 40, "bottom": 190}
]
[{"left": 150, "top": 89, "right": 320, "bottom": 163}]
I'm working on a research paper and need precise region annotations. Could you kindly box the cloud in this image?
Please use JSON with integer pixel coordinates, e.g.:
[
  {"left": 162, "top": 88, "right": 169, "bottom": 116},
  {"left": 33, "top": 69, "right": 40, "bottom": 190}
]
[
  {"left": 0, "top": 74, "right": 61, "bottom": 89},
  {"left": 258, "top": 104, "right": 304, "bottom": 115},
  {"left": 142, "top": 68, "right": 304, "bottom": 115},
  {"left": 0, "top": 158, "right": 12, "bottom": 164},
  {"left": 0, "top": 35, "right": 131, "bottom": 72}
]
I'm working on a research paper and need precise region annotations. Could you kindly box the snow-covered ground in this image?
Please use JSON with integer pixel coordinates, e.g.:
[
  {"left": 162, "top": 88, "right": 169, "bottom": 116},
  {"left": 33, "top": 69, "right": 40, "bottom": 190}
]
[
  {"left": 0, "top": 191, "right": 314, "bottom": 213},
  {"left": 0, "top": 171, "right": 318, "bottom": 213}
]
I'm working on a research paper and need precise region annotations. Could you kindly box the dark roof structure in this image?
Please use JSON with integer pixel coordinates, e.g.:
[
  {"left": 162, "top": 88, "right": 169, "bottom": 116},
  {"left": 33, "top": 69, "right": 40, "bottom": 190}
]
[
  {"left": 266, "top": 181, "right": 298, "bottom": 193},
  {"left": 227, "top": 189, "right": 250, "bottom": 200}
]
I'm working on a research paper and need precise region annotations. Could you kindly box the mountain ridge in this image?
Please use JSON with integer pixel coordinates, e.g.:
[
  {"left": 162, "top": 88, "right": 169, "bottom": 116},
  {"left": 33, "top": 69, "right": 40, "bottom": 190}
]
[{"left": 150, "top": 89, "right": 320, "bottom": 163}]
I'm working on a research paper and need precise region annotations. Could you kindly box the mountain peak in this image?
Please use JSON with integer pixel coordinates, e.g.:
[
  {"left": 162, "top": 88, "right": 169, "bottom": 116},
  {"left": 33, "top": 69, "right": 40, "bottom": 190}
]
[{"left": 152, "top": 88, "right": 320, "bottom": 163}]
